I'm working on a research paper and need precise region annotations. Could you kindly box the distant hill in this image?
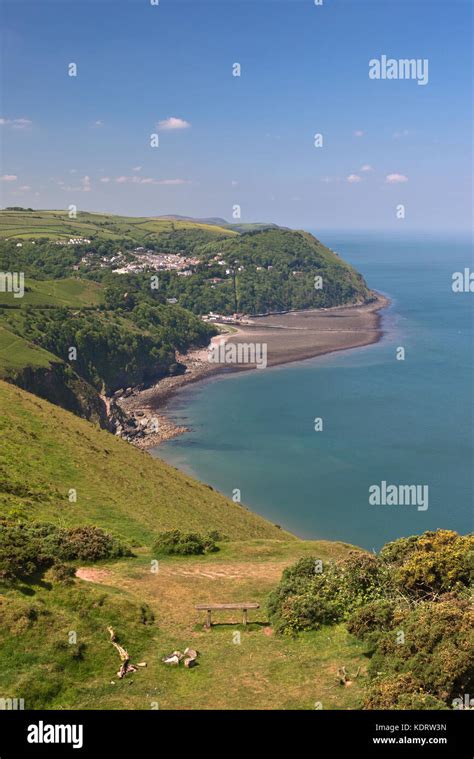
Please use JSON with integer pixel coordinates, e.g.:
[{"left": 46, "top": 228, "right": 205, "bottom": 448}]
[
  {"left": 154, "top": 215, "right": 280, "bottom": 234},
  {"left": 156, "top": 214, "right": 230, "bottom": 226}
]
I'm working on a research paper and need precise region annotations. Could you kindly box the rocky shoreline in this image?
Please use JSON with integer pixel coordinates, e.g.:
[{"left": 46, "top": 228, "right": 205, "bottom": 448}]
[{"left": 112, "top": 346, "right": 227, "bottom": 448}]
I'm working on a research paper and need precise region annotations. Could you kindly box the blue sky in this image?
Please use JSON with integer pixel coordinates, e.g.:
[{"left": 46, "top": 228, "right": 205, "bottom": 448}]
[{"left": 1, "top": 0, "right": 472, "bottom": 231}]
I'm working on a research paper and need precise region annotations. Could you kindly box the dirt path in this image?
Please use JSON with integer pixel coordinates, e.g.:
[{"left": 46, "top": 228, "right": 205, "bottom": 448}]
[
  {"left": 75, "top": 567, "right": 113, "bottom": 583},
  {"left": 76, "top": 560, "right": 286, "bottom": 584}
]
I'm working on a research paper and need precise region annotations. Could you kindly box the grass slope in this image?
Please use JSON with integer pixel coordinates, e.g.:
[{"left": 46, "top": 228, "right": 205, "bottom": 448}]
[
  {"left": 0, "top": 210, "right": 238, "bottom": 243},
  {"left": 0, "top": 380, "right": 286, "bottom": 544},
  {"left": 0, "top": 325, "right": 56, "bottom": 376},
  {"left": 0, "top": 279, "right": 104, "bottom": 377},
  {"left": 0, "top": 278, "right": 103, "bottom": 308}
]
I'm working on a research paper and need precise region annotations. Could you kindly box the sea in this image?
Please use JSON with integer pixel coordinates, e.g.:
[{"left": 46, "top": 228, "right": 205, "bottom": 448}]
[{"left": 153, "top": 232, "right": 473, "bottom": 550}]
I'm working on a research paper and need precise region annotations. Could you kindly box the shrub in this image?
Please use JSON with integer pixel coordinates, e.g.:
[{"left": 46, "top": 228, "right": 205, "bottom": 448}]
[
  {"left": 366, "top": 598, "right": 474, "bottom": 705},
  {"left": 0, "top": 520, "right": 131, "bottom": 580},
  {"left": 364, "top": 674, "right": 448, "bottom": 710},
  {"left": 378, "top": 535, "right": 419, "bottom": 566},
  {"left": 50, "top": 563, "right": 76, "bottom": 584},
  {"left": 58, "top": 526, "right": 131, "bottom": 562},
  {"left": 152, "top": 529, "right": 219, "bottom": 556},
  {"left": 268, "top": 530, "right": 473, "bottom": 707},
  {"left": 391, "top": 530, "right": 473, "bottom": 598},
  {"left": 267, "top": 552, "right": 390, "bottom": 634},
  {"left": 0, "top": 519, "right": 54, "bottom": 579},
  {"left": 347, "top": 599, "right": 402, "bottom": 641}
]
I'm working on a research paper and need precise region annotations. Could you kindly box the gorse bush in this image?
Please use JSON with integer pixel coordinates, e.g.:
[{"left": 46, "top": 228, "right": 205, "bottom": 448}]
[
  {"left": 346, "top": 599, "right": 402, "bottom": 642},
  {"left": 267, "top": 551, "right": 390, "bottom": 634},
  {"left": 0, "top": 520, "right": 131, "bottom": 580},
  {"left": 269, "top": 531, "right": 473, "bottom": 635},
  {"left": 268, "top": 530, "right": 473, "bottom": 709},
  {"left": 361, "top": 598, "right": 473, "bottom": 708},
  {"left": 389, "top": 530, "right": 473, "bottom": 598},
  {"left": 363, "top": 673, "right": 449, "bottom": 710},
  {"left": 152, "top": 529, "right": 220, "bottom": 556},
  {"left": 59, "top": 526, "right": 131, "bottom": 562}
]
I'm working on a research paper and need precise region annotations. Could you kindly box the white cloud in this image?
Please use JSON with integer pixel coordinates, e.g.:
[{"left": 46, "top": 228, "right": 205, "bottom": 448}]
[
  {"left": 18, "top": 185, "right": 31, "bottom": 191},
  {"left": 360, "top": 164, "right": 373, "bottom": 172},
  {"left": 393, "top": 129, "right": 409, "bottom": 139},
  {"left": 386, "top": 173, "right": 408, "bottom": 184},
  {"left": 59, "top": 175, "right": 92, "bottom": 192},
  {"left": 347, "top": 174, "right": 362, "bottom": 183},
  {"left": 93, "top": 120, "right": 103, "bottom": 127},
  {"left": 156, "top": 178, "right": 190, "bottom": 185},
  {"left": 1, "top": 174, "right": 17, "bottom": 181},
  {"left": 132, "top": 166, "right": 142, "bottom": 172},
  {"left": 157, "top": 116, "right": 191, "bottom": 131},
  {"left": 100, "top": 177, "right": 111, "bottom": 183},
  {"left": 115, "top": 175, "right": 190, "bottom": 186},
  {"left": 0, "top": 117, "right": 32, "bottom": 129},
  {"left": 354, "top": 130, "right": 364, "bottom": 137}
]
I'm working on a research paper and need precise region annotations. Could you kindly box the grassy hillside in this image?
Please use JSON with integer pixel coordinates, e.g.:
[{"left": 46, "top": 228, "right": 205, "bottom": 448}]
[
  {"left": 0, "top": 380, "right": 286, "bottom": 544},
  {"left": 0, "top": 278, "right": 103, "bottom": 378},
  {"left": 0, "top": 209, "right": 237, "bottom": 243},
  {"left": 0, "top": 324, "right": 55, "bottom": 376},
  {"left": 162, "top": 227, "right": 371, "bottom": 315},
  {"left": 0, "top": 273, "right": 214, "bottom": 423},
  {"left": 0, "top": 277, "right": 103, "bottom": 308}
]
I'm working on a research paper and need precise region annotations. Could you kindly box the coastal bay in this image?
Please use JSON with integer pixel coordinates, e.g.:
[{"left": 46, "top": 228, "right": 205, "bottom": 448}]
[{"left": 118, "top": 292, "right": 388, "bottom": 447}]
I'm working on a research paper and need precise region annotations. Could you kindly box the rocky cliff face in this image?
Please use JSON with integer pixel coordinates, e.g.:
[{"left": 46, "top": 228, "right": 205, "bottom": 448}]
[
  {"left": 9, "top": 362, "right": 108, "bottom": 428},
  {"left": 7, "top": 360, "right": 162, "bottom": 444}
]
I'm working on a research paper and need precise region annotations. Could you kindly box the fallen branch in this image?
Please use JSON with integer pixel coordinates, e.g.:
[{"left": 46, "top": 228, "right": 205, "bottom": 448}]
[
  {"left": 107, "top": 626, "right": 146, "bottom": 679},
  {"left": 337, "top": 666, "right": 360, "bottom": 686}
]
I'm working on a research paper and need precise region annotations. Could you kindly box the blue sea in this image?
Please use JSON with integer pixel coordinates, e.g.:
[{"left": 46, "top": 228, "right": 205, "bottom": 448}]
[{"left": 154, "top": 232, "right": 473, "bottom": 550}]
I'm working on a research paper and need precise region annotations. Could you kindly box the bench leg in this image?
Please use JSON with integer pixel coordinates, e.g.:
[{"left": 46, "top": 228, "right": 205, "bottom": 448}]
[
  {"left": 242, "top": 609, "right": 248, "bottom": 625},
  {"left": 206, "top": 609, "right": 212, "bottom": 628}
]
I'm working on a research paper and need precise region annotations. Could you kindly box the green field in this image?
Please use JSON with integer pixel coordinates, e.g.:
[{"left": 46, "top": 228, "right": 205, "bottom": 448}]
[
  {"left": 0, "top": 210, "right": 238, "bottom": 243},
  {"left": 0, "top": 277, "right": 104, "bottom": 308},
  {"left": 0, "top": 325, "right": 55, "bottom": 375},
  {"left": 0, "top": 278, "right": 104, "bottom": 380}
]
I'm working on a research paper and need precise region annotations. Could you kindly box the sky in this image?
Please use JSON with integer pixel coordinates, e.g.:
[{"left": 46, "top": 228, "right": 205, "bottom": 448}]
[{"left": 0, "top": 0, "right": 472, "bottom": 231}]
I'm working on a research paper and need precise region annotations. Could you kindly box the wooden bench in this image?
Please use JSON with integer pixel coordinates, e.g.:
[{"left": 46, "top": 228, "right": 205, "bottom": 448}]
[{"left": 195, "top": 603, "right": 260, "bottom": 628}]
